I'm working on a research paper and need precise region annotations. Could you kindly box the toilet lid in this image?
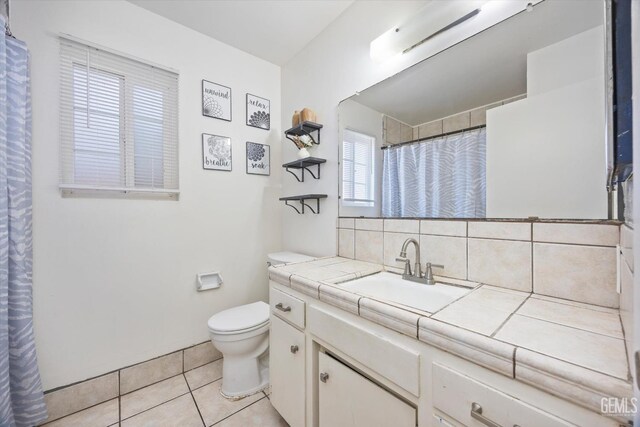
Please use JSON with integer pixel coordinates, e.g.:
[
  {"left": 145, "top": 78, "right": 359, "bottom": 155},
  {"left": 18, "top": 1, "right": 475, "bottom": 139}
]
[{"left": 208, "top": 301, "right": 269, "bottom": 333}]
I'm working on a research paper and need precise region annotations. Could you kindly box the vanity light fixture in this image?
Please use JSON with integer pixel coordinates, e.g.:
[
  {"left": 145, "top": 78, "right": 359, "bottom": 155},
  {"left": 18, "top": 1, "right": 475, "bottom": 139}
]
[{"left": 370, "top": 0, "right": 486, "bottom": 63}]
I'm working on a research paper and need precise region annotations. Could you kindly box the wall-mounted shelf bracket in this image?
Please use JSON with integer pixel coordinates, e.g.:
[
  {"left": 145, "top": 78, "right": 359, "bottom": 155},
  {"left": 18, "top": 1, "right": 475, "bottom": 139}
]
[
  {"left": 284, "top": 121, "right": 323, "bottom": 145},
  {"left": 282, "top": 157, "right": 327, "bottom": 182},
  {"left": 279, "top": 194, "right": 327, "bottom": 214}
]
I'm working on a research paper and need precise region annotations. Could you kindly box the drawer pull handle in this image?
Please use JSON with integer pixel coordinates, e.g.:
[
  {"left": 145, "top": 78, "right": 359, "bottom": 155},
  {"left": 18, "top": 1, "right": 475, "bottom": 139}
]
[
  {"left": 320, "top": 372, "right": 329, "bottom": 383},
  {"left": 470, "top": 403, "right": 501, "bottom": 427},
  {"left": 275, "top": 303, "right": 291, "bottom": 312},
  {"left": 290, "top": 345, "right": 299, "bottom": 354}
]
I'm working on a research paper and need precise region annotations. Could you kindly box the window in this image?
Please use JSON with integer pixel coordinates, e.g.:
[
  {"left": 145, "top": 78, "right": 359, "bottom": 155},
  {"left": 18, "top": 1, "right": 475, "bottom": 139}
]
[
  {"left": 59, "top": 37, "right": 179, "bottom": 197},
  {"left": 342, "top": 129, "right": 375, "bottom": 207}
]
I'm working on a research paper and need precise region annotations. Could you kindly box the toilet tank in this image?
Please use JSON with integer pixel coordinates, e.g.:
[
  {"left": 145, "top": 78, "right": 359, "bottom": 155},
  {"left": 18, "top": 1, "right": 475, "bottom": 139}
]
[{"left": 267, "top": 251, "right": 315, "bottom": 267}]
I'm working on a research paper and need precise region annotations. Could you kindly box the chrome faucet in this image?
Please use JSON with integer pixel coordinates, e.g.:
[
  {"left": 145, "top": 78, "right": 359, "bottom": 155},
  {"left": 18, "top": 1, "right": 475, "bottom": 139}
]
[
  {"left": 395, "top": 238, "right": 444, "bottom": 285},
  {"left": 395, "top": 238, "right": 423, "bottom": 283}
]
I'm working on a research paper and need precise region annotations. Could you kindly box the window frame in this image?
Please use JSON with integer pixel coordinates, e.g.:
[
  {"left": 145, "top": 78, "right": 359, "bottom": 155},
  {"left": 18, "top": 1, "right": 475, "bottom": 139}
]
[
  {"left": 341, "top": 128, "right": 376, "bottom": 207},
  {"left": 59, "top": 35, "right": 179, "bottom": 199}
]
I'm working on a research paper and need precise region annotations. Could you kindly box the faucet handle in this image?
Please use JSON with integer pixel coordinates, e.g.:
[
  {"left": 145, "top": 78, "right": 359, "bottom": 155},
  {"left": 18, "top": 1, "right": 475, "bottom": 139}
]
[
  {"left": 395, "top": 257, "right": 412, "bottom": 276},
  {"left": 424, "top": 262, "right": 444, "bottom": 285}
]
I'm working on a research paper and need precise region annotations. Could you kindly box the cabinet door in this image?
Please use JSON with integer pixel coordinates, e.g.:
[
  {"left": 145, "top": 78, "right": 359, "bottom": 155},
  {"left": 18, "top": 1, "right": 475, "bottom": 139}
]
[
  {"left": 270, "top": 315, "right": 305, "bottom": 427},
  {"left": 318, "top": 352, "right": 416, "bottom": 427}
]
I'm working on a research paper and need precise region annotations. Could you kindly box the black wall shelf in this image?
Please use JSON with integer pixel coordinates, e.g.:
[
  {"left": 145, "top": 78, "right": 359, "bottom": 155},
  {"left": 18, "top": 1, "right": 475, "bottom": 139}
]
[
  {"left": 285, "top": 121, "right": 323, "bottom": 145},
  {"left": 279, "top": 194, "right": 327, "bottom": 214},
  {"left": 283, "top": 157, "right": 327, "bottom": 182}
]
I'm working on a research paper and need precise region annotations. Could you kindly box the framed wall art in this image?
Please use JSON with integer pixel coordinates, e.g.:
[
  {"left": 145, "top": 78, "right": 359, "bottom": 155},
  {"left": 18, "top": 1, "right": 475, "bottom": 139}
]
[
  {"left": 246, "top": 93, "right": 270, "bottom": 130},
  {"left": 246, "top": 141, "right": 270, "bottom": 176},
  {"left": 202, "top": 80, "right": 231, "bottom": 121},
  {"left": 202, "top": 134, "right": 232, "bottom": 171}
]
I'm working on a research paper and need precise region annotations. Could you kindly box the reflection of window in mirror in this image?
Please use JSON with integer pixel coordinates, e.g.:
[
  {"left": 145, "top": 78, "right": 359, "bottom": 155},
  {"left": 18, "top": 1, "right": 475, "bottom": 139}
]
[{"left": 342, "top": 129, "right": 375, "bottom": 208}]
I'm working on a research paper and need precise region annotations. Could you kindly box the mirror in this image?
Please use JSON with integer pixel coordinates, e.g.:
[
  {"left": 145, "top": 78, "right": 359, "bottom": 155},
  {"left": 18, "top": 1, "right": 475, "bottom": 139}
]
[{"left": 338, "top": 0, "right": 610, "bottom": 219}]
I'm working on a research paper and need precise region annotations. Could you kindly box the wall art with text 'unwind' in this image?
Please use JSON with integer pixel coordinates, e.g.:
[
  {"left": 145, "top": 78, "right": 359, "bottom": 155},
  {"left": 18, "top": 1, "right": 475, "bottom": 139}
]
[
  {"left": 202, "top": 80, "right": 231, "bottom": 121},
  {"left": 246, "top": 93, "right": 270, "bottom": 130},
  {"left": 246, "top": 142, "right": 270, "bottom": 176},
  {"left": 203, "top": 134, "right": 232, "bottom": 171}
]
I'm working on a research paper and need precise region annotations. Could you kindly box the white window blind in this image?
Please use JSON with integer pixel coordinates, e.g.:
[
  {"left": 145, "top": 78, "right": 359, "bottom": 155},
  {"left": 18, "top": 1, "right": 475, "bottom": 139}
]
[
  {"left": 342, "top": 129, "right": 375, "bottom": 206},
  {"left": 59, "top": 37, "right": 179, "bottom": 197}
]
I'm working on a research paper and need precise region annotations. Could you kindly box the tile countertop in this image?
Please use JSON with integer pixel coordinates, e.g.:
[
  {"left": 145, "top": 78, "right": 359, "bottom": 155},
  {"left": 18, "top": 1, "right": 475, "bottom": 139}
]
[{"left": 268, "top": 256, "right": 633, "bottom": 419}]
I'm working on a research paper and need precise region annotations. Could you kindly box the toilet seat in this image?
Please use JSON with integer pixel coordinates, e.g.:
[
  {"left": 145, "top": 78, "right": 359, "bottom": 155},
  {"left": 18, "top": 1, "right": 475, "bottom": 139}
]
[{"left": 208, "top": 301, "right": 270, "bottom": 335}]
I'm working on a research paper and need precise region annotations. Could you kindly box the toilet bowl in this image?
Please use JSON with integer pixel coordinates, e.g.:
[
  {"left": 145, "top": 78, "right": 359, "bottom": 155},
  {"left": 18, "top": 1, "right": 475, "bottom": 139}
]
[
  {"left": 208, "top": 301, "right": 270, "bottom": 399},
  {"left": 208, "top": 251, "right": 315, "bottom": 399}
]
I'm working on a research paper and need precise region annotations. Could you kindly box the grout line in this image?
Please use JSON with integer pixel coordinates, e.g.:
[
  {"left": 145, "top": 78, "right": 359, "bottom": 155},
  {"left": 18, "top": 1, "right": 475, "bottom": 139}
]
[
  {"left": 40, "top": 398, "right": 120, "bottom": 425},
  {"left": 118, "top": 370, "right": 122, "bottom": 423},
  {"left": 490, "top": 294, "right": 532, "bottom": 338},
  {"left": 120, "top": 391, "right": 191, "bottom": 422},
  {"left": 515, "top": 312, "right": 625, "bottom": 340},
  {"left": 121, "top": 372, "right": 185, "bottom": 397},
  {"left": 184, "top": 373, "right": 207, "bottom": 427},
  {"left": 210, "top": 396, "right": 267, "bottom": 426},
  {"left": 530, "top": 223, "right": 535, "bottom": 293}
]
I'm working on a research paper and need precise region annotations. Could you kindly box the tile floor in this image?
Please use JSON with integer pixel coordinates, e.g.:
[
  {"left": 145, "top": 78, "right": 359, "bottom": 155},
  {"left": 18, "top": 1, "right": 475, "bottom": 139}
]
[{"left": 42, "top": 359, "right": 288, "bottom": 427}]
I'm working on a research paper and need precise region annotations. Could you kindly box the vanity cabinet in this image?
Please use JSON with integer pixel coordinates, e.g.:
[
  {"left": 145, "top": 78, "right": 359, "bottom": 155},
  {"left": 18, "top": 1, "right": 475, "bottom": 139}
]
[{"left": 318, "top": 352, "right": 416, "bottom": 427}]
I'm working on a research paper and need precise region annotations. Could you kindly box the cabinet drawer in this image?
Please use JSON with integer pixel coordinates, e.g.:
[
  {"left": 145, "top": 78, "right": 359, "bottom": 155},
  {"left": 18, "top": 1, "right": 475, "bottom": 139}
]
[
  {"left": 433, "top": 364, "right": 575, "bottom": 427},
  {"left": 270, "top": 287, "right": 305, "bottom": 329}
]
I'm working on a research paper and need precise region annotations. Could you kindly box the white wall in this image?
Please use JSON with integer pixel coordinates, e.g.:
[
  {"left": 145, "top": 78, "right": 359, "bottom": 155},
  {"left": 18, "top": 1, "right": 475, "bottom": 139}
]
[
  {"left": 13, "top": 0, "right": 282, "bottom": 390},
  {"left": 486, "top": 26, "right": 608, "bottom": 219},
  {"left": 281, "top": 0, "right": 535, "bottom": 256},
  {"left": 338, "top": 99, "right": 384, "bottom": 217}
]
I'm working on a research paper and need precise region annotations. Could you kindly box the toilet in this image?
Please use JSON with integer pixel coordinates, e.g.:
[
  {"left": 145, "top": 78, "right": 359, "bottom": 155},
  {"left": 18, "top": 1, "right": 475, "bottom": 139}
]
[{"left": 208, "top": 251, "right": 314, "bottom": 399}]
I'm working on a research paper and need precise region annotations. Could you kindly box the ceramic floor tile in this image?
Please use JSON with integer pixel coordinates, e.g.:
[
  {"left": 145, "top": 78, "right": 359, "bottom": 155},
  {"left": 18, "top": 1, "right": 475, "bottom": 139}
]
[
  {"left": 121, "top": 394, "right": 203, "bottom": 427},
  {"left": 517, "top": 297, "right": 623, "bottom": 338},
  {"left": 42, "top": 398, "right": 119, "bottom": 427},
  {"left": 495, "top": 314, "right": 628, "bottom": 379},
  {"left": 192, "top": 379, "right": 263, "bottom": 426},
  {"left": 185, "top": 359, "right": 223, "bottom": 390},
  {"left": 121, "top": 374, "right": 190, "bottom": 420},
  {"left": 214, "top": 398, "right": 287, "bottom": 427},
  {"left": 432, "top": 287, "right": 528, "bottom": 336}
]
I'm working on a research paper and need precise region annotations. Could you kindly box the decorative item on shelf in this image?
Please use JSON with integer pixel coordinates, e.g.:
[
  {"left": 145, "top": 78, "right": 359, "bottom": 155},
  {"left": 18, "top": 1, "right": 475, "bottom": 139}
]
[
  {"left": 246, "top": 141, "right": 270, "bottom": 176},
  {"left": 202, "top": 80, "right": 232, "bottom": 121},
  {"left": 300, "top": 107, "right": 317, "bottom": 123},
  {"left": 289, "top": 134, "right": 314, "bottom": 159},
  {"left": 246, "top": 93, "right": 270, "bottom": 130},
  {"left": 202, "top": 133, "right": 232, "bottom": 171},
  {"left": 292, "top": 110, "right": 301, "bottom": 127}
]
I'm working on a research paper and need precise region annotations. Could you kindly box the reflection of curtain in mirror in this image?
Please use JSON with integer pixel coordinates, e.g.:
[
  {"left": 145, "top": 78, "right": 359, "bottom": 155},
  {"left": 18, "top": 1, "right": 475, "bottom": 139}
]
[{"left": 382, "top": 128, "right": 486, "bottom": 218}]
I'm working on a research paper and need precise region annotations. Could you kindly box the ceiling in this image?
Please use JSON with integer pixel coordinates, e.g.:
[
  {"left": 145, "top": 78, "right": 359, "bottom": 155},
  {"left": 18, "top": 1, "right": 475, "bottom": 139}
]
[
  {"left": 128, "top": 0, "right": 354, "bottom": 66},
  {"left": 350, "top": 0, "right": 604, "bottom": 126}
]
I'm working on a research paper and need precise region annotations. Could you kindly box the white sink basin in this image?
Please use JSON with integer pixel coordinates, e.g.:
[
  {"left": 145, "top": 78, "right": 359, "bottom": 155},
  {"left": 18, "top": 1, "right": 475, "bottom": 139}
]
[{"left": 340, "top": 271, "right": 471, "bottom": 313}]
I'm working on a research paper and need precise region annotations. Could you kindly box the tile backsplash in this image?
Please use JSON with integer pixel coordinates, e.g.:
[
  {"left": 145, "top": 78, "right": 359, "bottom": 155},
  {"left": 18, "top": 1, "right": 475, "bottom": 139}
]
[{"left": 337, "top": 218, "right": 621, "bottom": 308}]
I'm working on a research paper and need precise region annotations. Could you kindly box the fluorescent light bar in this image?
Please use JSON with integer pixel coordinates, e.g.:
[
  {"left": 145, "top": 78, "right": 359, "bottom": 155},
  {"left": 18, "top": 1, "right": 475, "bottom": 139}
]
[{"left": 370, "top": 0, "right": 487, "bottom": 62}]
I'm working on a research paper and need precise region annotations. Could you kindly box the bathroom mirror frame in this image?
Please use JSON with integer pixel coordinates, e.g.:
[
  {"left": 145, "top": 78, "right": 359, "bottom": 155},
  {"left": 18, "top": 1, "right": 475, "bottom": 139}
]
[{"left": 337, "top": 0, "right": 616, "bottom": 221}]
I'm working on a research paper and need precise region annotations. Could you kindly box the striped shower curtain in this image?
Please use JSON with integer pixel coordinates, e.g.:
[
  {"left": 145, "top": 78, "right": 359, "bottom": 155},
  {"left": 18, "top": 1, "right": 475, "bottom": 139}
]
[
  {"left": 382, "top": 128, "right": 486, "bottom": 218},
  {"left": 0, "top": 17, "right": 48, "bottom": 426}
]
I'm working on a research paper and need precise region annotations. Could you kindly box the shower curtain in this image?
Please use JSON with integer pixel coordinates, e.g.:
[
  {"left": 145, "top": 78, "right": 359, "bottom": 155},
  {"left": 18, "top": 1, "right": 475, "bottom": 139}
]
[
  {"left": 382, "top": 128, "right": 486, "bottom": 218},
  {"left": 0, "top": 17, "right": 48, "bottom": 426}
]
